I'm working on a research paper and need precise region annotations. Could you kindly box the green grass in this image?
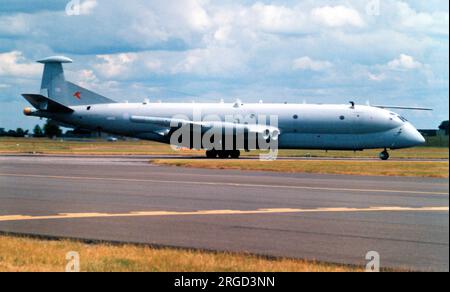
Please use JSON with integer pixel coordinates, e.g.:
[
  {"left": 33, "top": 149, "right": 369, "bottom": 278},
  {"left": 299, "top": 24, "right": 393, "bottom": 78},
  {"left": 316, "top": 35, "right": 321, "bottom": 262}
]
[
  {"left": 250, "top": 148, "right": 449, "bottom": 159},
  {"left": 424, "top": 136, "right": 449, "bottom": 148},
  {"left": 1, "top": 137, "right": 447, "bottom": 178},
  {"left": 0, "top": 137, "right": 203, "bottom": 156},
  {"left": 0, "top": 137, "right": 448, "bottom": 159},
  {"left": 0, "top": 234, "right": 365, "bottom": 272},
  {"left": 151, "top": 159, "right": 449, "bottom": 178}
]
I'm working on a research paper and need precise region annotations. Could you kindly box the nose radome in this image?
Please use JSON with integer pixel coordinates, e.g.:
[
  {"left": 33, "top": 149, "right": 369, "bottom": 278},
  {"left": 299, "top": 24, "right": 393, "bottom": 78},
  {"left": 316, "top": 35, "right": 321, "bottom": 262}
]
[
  {"left": 417, "top": 131, "right": 426, "bottom": 144},
  {"left": 404, "top": 123, "right": 426, "bottom": 146}
]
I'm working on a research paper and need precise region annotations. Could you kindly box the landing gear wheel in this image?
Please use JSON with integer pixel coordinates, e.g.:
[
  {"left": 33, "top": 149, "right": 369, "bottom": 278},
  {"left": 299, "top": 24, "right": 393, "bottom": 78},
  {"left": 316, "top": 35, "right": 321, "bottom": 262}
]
[
  {"left": 230, "top": 150, "right": 241, "bottom": 159},
  {"left": 379, "top": 149, "right": 390, "bottom": 161},
  {"left": 207, "top": 150, "right": 241, "bottom": 159},
  {"left": 218, "top": 151, "right": 229, "bottom": 159},
  {"left": 206, "top": 150, "right": 217, "bottom": 159}
]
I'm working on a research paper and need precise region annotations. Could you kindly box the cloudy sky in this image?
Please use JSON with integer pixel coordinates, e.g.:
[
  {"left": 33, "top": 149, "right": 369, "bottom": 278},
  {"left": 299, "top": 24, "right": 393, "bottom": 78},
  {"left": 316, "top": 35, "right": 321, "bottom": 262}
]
[{"left": 0, "top": 0, "right": 448, "bottom": 130}]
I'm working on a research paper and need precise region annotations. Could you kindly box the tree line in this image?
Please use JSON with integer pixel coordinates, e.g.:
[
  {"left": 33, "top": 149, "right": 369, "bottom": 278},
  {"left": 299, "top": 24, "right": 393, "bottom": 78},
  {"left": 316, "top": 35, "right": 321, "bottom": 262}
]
[
  {"left": 439, "top": 120, "right": 449, "bottom": 135},
  {"left": 0, "top": 120, "right": 62, "bottom": 138}
]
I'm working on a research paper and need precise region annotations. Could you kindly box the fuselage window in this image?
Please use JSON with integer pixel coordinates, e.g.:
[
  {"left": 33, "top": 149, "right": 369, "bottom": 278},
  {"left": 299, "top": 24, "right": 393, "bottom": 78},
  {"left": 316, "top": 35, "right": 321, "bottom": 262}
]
[
  {"left": 87, "top": 106, "right": 91, "bottom": 111},
  {"left": 293, "top": 114, "right": 298, "bottom": 120},
  {"left": 339, "top": 115, "right": 345, "bottom": 120}
]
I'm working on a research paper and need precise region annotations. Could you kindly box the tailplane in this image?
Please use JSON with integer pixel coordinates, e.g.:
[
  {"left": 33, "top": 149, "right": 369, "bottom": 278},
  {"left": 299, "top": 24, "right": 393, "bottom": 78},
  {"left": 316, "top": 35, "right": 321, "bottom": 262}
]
[
  {"left": 22, "top": 94, "right": 74, "bottom": 113},
  {"left": 36, "top": 56, "right": 116, "bottom": 107}
]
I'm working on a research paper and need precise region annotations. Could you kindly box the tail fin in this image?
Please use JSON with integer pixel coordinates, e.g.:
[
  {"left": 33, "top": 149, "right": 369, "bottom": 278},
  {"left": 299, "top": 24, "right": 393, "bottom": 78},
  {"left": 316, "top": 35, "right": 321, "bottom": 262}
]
[{"left": 37, "top": 56, "right": 116, "bottom": 106}]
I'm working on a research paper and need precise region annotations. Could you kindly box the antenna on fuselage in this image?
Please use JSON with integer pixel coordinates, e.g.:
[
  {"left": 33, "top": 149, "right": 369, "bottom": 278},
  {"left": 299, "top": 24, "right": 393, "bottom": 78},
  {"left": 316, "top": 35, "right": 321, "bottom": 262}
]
[
  {"left": 349, "top": 101, "right": 355, "bottom": 109},
  {"left": 233, "top": 99, "right": 243, "bottom": 108}
]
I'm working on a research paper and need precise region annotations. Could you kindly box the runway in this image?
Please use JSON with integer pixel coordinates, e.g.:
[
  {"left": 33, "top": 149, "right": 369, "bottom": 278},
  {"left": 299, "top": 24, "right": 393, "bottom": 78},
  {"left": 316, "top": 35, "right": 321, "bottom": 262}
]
[
  {"left": 0, "top": 155, "right": 448, "bottom": 271},
  {"left": 0, "top": 153, "right": 447, "bottom": 162}
]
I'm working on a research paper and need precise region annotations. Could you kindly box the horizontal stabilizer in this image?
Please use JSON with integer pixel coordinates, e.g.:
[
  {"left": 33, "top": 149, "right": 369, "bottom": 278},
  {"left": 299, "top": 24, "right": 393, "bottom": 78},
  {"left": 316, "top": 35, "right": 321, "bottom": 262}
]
[
  {"left": 22, "top": 94, "right": 74, "bottom": 113},
  {"left": 373, "top": 105, "right": 433, "bottom": 111}
]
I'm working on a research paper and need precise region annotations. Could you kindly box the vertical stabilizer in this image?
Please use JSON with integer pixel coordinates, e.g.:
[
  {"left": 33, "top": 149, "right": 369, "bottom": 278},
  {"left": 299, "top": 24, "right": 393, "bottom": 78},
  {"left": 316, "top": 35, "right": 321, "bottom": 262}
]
[
  {"left": 38, "top": 56, "right": 73, "bottom": 99},
  {"left": 36, "top": 56, "right": 115, "bottom": 106}
]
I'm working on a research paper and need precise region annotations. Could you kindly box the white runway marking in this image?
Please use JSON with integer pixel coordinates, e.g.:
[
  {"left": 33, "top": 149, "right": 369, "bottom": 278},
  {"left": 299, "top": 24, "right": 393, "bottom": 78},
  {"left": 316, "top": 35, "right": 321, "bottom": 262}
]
[
  {"left": 0, "top": 173, "right": 448, "bottom": 195},
  {"left": 0, "top": 207, "right": 448, "bottom": 222}
]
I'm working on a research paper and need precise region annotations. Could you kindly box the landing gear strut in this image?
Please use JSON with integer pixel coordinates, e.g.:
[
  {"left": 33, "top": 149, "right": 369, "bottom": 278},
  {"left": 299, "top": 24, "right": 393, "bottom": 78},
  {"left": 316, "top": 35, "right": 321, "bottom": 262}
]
[
  {"left": 205, "top": 150, "right": 241, "bottom": 159},
  {"left": 379, "top": 149, "right": 390, "bottom": 161}
]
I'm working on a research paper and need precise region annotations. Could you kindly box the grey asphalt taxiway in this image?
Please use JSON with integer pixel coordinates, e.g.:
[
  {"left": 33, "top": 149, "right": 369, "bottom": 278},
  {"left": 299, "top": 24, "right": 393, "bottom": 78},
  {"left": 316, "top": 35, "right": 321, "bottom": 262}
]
[{"left": 0, "top": 155, "right": 448, "bottom": 271}]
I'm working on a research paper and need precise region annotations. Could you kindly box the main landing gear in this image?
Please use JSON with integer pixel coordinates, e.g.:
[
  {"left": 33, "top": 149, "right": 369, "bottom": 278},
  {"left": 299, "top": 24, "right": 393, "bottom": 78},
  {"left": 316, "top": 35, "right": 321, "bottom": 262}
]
[
  {"left": 206, "top": 150, "right": 241, "bottom": 159},
  {"left": 379, "top": 149, "right": 390, "bottom": 161}
]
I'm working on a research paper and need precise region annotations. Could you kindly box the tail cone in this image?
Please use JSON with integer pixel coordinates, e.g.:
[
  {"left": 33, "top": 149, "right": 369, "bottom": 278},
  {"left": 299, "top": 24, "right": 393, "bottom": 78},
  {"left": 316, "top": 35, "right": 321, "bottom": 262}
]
[{"left": 23, "top": 107, "right": 35, "bottom": 116}]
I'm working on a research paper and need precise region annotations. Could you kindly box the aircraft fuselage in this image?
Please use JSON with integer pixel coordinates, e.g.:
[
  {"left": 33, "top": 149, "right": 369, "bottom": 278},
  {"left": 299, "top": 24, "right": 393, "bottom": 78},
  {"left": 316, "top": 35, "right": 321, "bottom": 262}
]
[{"left": 32, "top": 102, "right": 425, "bottom": 151}]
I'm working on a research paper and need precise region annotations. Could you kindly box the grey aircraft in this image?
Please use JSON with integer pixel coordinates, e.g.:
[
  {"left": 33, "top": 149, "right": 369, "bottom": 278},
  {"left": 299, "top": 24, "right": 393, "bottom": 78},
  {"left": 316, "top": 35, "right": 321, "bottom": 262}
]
[{"left": 22, "top": 56, "right": 428, "bottom": 160}]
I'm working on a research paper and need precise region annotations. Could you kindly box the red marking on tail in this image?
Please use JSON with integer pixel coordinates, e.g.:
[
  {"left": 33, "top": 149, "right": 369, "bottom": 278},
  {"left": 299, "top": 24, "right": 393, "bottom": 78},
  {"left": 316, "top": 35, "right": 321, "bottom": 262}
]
[{"left": 73, "top": 91, "right": 81, "bottom": 100}]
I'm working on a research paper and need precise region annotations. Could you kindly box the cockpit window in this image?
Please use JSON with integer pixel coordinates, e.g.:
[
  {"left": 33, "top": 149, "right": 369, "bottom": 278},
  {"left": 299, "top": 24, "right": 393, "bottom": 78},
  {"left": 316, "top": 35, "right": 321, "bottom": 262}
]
[{"left": 398, "top": 116, "right": 408, "bottom": 122}]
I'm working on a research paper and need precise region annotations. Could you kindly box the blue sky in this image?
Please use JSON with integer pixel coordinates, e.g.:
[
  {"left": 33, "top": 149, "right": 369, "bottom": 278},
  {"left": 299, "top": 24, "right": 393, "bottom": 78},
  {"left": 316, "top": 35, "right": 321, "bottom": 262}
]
[{"left": 0, "top": 0, "right": 448, "bottom": 130}]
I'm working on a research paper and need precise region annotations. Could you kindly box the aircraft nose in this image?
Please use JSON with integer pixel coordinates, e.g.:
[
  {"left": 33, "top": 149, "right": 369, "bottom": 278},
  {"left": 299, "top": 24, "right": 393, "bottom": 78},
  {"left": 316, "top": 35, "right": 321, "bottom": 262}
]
[{"left": 402, "top": 123, "right": 426, "bottom": 147}]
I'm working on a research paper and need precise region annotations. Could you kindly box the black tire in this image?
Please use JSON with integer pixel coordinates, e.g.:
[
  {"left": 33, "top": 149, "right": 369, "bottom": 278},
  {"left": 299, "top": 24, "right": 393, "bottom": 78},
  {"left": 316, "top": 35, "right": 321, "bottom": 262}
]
[
  {"left": 206, "top": 150, "right": 217, "bottom": 159},
  {"left": 379, "top": 151, "right": 390, "bottom": 161},
  {"left": 218, "top": 151, "right": 229, "bottom": 159},
  {"left": 230, "top": 150, "right": 241, "bottom": 159}
]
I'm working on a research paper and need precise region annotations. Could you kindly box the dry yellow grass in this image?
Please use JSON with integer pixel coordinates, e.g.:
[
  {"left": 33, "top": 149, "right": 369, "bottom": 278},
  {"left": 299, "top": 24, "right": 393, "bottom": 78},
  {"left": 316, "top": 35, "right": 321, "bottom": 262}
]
[
  {"left": 151, "top": 159, "right": 449, "bottom": 178},
  {"left": 0, "top": 235, "right": 363, "bottom": 272},
  {"left": 0, "top": 138, "right": 203, "bottom": 156}
]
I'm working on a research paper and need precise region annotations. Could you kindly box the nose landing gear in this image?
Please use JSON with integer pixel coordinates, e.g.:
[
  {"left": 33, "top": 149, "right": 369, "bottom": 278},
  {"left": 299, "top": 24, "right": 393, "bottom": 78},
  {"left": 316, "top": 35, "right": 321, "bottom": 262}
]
[{"left": 379, "top": 149, "right": 390, "bottom": 161}]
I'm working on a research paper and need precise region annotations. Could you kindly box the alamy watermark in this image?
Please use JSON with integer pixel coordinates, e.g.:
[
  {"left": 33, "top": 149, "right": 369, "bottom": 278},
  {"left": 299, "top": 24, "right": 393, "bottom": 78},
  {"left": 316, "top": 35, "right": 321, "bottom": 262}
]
[
  {"left": 168, "top": 110, "right": 279, "bottom": 160},
  {"left": 66, "top": 0, "right": 81, "bottom": 16},
  {"left": 66, "top": 0, "right": 97, "bottom": 16},
  {"left": 365, "top": 251, "right": 380, "bottom": 272},
  {"left": 366, "top": 0, "right": 381, "bottom": 16},
  {"left": 66, "top": 251, "right": 80, "bottom": 272}
]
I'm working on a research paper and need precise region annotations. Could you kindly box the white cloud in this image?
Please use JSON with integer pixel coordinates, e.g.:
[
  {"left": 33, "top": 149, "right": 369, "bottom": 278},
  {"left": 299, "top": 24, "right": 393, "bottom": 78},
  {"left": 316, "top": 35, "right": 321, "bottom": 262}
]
[
  {"left": 311, "top": 5, "right": 365, "bottom": 28},
  {"left": 368, "top": 72, "right": 386, "bottom": 81},
  {"left": 94, "top": 53, "right": 137, "bottom": 78},
  {"left": 90, "top": 46, "right": 247, "bottom": 79},
  {"left": 388, "top": 54, "right": 423, "bottom": 70},
  {"left": 0, "top": 51, "right": 41, "bottom": 78},
  {"left": 182, "top": 0, "right": 211, "bottom": 31},
  {"left": 171, "top": 47, "right": 247, "bottom": 76},
  {"left": 145, "top": 60, "right": 163, "bottom": 71},
  {"left": 80, "top": 0, "right": 98, "bottom": 15},
  {"left": 73, "top": 69, "right": 97, "bottom": 88},
  {"left": 68, "top": 67, "right": 121, "bottom": 96},
  {"left": 395, "top": 1, "right": 449, "bottom": 35},
  {"left": 293, "top": 57, "right": 333, "bottom": 72},
  {"left": 0, "top": 14, "right": 31, "bottom": 36},
  {"left": 213, "top": 26, "right": 233, "bottom": 43},
  {"left": 249, "top": 3, "right": 306, "bottom": 33}
]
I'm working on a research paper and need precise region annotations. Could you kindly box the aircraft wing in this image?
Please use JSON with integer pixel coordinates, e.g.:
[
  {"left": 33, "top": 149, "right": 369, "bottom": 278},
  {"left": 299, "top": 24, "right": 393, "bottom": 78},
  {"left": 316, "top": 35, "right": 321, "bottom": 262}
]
[
  {"left": 130, "top": 115, "right": 280, "bottom": 139},
  {"left": 373, "top": 105, "right": 433, "bottom": 111}
]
